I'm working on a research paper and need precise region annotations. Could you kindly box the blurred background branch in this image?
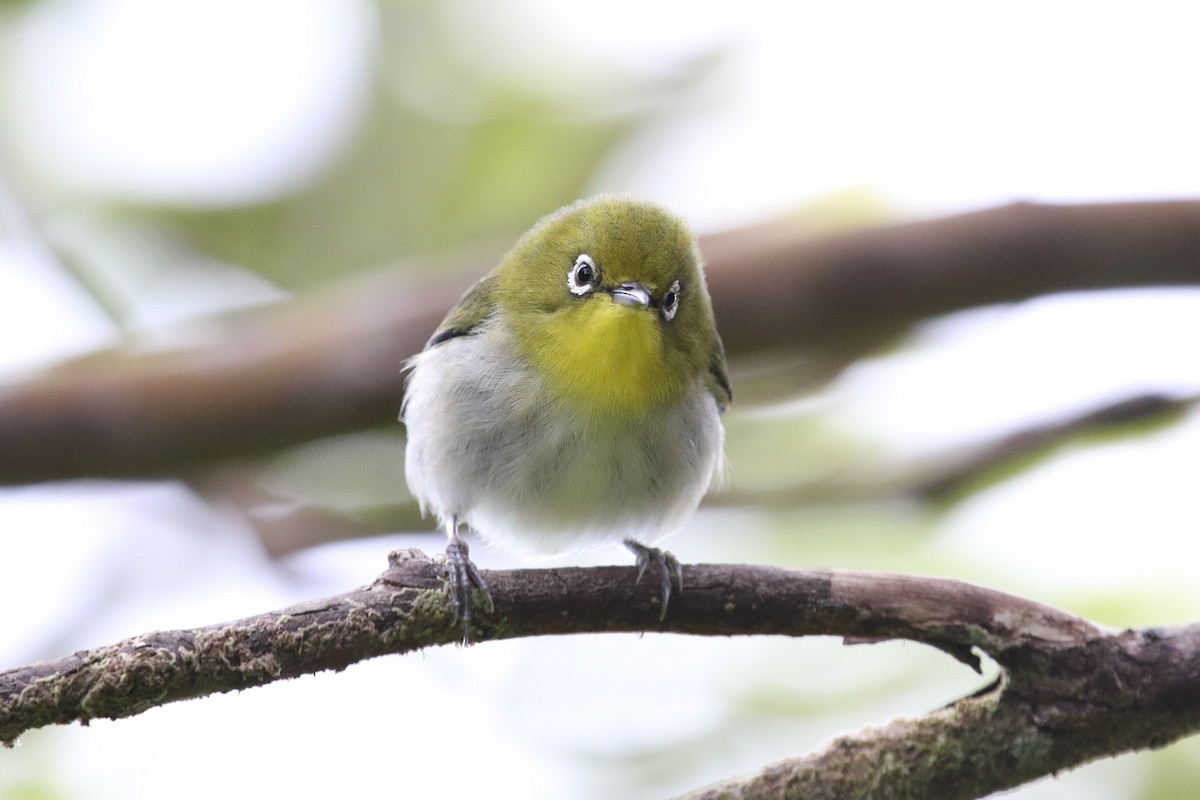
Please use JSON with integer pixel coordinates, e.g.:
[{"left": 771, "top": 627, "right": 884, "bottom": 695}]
[
  {"left": 3, "top": 198, "right": 1199, "bottom": 485},
  {"left": 3, "top": 199, "right": 1200, "bottom": 562}
]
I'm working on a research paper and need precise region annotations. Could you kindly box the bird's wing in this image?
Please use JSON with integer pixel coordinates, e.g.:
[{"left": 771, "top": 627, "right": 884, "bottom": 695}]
[
  {"left": 425, "top": 273, "right": 500, "bottom": 349},
  {"left": 707, "top": 332, "right": 733, "bottom": 413}
]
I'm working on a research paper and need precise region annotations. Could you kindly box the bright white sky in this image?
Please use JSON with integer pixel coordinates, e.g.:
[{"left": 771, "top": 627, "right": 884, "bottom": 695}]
[{"left": 10, "top": 1, "right": 1200, "bottom": 222}]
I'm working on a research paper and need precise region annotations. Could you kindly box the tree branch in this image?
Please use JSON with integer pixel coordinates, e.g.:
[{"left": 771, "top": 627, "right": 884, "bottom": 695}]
[
  {"left": 710, "top": 390, "right": 1198, "bottom": 509},
  {"left": 911, "top": 391, "right": 1198, "bottom": 501},
  {"left": 184, "top": 390, "right": 1197, "bottom": 561},
  {"left": 3, "top": 551, "right": 1197, "bottom": 799},
  {"left": 682, "top": 620, "right": 1200, "bottom": 800},
  {"left": 3, "top": 199, "right": 1200, "bottom": 484}
]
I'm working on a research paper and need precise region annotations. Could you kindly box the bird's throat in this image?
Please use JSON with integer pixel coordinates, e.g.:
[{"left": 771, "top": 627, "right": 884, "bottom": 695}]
[{"left": 520, "top": 302, "right": 677, "bottom": 419}]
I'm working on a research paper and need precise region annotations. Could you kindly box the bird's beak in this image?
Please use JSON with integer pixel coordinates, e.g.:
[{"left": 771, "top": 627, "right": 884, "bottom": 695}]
[{"left": 608, "top": 281, "right": 651, "bottom": 309}]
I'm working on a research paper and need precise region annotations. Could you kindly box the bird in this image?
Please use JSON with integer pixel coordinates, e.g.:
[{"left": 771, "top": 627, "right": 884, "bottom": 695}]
[{"left": 401, "top": 195, "right": 731, "bottom": 643}]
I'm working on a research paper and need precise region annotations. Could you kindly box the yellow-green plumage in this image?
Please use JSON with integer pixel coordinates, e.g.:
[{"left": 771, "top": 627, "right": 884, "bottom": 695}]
[
  {"left": 402, "top": 195, "right": 730, "bottom": 590},
  {"left": 523, "top": 297, "right": 668, "bottom": 416}
]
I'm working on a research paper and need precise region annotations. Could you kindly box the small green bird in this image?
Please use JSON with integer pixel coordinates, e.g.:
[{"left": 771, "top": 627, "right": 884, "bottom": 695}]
[{"left": 402, "top": 196, "right": 731, "bottom": 641}]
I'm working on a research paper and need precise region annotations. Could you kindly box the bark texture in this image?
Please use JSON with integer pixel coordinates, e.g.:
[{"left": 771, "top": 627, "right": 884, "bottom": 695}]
[{"left": 3, "top": 552, "right": 1198, "bottom": 800}]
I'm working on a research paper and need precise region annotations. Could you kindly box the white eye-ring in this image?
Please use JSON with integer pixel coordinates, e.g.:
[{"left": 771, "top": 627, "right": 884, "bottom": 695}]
[
  {"left": 568, "top": 254, "right": 600, "bottom": 296},
  {"left": 660, "top": 280, "right": 681, "bottom": 321}
]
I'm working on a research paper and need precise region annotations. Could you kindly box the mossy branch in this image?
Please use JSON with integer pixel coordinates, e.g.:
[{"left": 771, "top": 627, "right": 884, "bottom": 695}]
[{"left": 3, "top": 551, "right": 1198, "bottom": 800}]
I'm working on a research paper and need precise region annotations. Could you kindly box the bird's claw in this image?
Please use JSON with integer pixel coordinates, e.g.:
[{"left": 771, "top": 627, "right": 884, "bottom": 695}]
[
  {"left": 443, "top": 536, "right": 493, "bottom": 645},
  {"left": 624, "top": 539, "right": 683, "bottom": 621}
]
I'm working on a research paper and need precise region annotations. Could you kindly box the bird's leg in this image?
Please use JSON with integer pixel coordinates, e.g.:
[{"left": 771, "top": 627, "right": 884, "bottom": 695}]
[
  {"left": 624, "top": 539, "right": 683, "bottom": 621},
  {"left": 442, "top": 517, "right": 493, "bottom": 645}
]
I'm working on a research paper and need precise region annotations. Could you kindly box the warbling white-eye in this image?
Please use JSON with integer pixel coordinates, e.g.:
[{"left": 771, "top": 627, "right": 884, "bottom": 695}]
[{"left": 402, "top": 196, "right": 731, "bottom": 642}]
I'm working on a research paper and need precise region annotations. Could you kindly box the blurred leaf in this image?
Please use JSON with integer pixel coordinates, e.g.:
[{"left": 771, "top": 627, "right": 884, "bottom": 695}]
[{"left": 138, "top": 1, "right": 721, "bottom": 290}]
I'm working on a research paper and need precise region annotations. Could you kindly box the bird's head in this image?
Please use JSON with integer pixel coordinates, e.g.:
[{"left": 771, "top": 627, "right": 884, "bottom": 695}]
[{"left": 497, "top": 196, "right": 720, "bottom": 418}]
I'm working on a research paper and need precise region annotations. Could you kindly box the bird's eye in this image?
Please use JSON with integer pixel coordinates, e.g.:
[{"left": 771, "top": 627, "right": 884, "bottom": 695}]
[
  {"left": 661, "top": 280, "right": 681, "bottom": 321},
  {"left": 568, "top": 254, "right": 600, "bottom": 296}
]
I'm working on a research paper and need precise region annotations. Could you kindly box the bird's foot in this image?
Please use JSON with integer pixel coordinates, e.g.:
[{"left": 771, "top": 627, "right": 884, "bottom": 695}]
[
  {"left": 441, "top": 536, "right": 493, "bottom": 645},
  {"left": 624, "top": 539, "right": 683, "bottom": 621}
]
